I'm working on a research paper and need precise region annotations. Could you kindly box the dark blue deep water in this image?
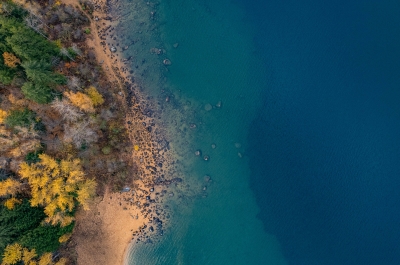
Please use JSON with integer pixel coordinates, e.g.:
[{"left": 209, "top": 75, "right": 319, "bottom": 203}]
[{"left": 246, "top": 0, "right": 400, "bottom": 264}]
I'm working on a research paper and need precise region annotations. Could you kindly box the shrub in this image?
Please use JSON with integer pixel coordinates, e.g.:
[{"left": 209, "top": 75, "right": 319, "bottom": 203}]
[{"left": 5, "top": 108, "right": 36, "bottom": 128}]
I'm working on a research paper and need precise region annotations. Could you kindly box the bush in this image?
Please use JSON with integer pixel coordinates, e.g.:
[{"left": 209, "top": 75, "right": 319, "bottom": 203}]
[{"left": 5, "top": 108, "right": 36, "bottom": 128}]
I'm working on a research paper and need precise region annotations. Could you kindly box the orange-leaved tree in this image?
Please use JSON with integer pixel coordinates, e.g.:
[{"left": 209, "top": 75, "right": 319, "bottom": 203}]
[
  {"left": 18, "top": 154, "right": 96, "bottom": 227},
  {"left": 2, "top": 52, "right": 21, "bottom": 68},
  {"left": 64, "top": 91, "right": 95, "bottom": 113}
]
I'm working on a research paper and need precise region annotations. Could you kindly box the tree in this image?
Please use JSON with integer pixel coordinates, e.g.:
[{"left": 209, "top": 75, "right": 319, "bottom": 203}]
[
  {"left": 2, "top": 243, "right": 22, "bottom": 265},
  {"left": 63, "top": 121, "right": 97, "bottom": 148},
  {"left": 50, "top": 98, "right": 83, "bottom": 122},
  {"left": 21, "top": 82, "right": 54, "bottom": 104},
  {"left": 2, "top": 52, "right": 20, "bottom": 68},
  {"left": 4, "top": 109, "right": 36, "bottom": 128},
  {"left": 86, "top": 86, "right": 104, "bottom": 106},
  {"left": 0, "top": 178, "right": 21, "bottom": 197},
  {"left": 64, "top": 91, "right": 94, "bottom": 113},
  {"left": 4, "top": 198, "right": 21, "bottom": 210},
  {"left": 22, "top": 61, "right": 66, "bottom": 87},
  {"left": 0, "top": 109, "right": 8, "bottom": 124},
  {"left": 18, "top": 154, "right": 96, "bottom": 226}
]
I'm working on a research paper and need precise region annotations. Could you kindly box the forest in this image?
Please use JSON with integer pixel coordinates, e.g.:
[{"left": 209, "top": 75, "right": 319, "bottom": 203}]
[{"left": 0, "top": 1, "right": 135, "bottom": 264}]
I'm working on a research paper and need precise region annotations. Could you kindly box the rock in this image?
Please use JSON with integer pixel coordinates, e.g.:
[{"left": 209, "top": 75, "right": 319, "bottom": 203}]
[
  {"left": 110, "top": 46, "right": 117, "bottom": 52},
  {"left": 163, "top": 59, "right": 172, "bottom": 65},
  {"left": 202, "top": 186, "right": 207, "bottom": 191},
  {"left": 195, "top": 150, "right": 201, "bottom": 156},
  {"left": 204, "top": 103, "right": 213, "bottom": 111},
  {"left": 215, "top": 101, "right": 222, "bottom": 108},
  {"left": 150, "top": 188, "right": 154, "bottom": 192},
  {"left": 189, "top": 123, "right": 196, "bottom": 129},
  {"left": 168, "top": 192, "right": 174, "bottom": 197},
  {"left": 203, "top": 155, "right": 209, "bottom": 161}
]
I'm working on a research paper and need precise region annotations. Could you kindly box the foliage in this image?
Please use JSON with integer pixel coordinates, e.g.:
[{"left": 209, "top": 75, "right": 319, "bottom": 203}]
[
  {"left": 57, "top": 233, "right": 71, "bottom": 243},
  {"left": 0, "top": 178, "right": 21, "bottom": 197},
  {"left": 5, "top": 25, "right": 59, "bottom": 62},
  {"left": 64, "top": 91, "right": 94, "bottom": 113},
  {"left": 22, "top": 60, "right": 66, "bottom": 86},
  {"left": 4, "top": 198, "right": 21, "bottom": 210},
  {"left": 86, "top": 86, "right": 104, "bottom": 106},
  {"left": 18, "top": 154, "right": 96, "bottom": 226},
  {"left": 21, "top": 82, "right": 54, "bottom": 104},
  {"left": 19, "top": 223, "right": 74, "bottom": 256},
  {"left": 4, "top": 108, "right": 35, "bottom": 128},
  {"left": 0, "top": 109, "right": 7, "bottom": 124},
  {"left": 2, "top": 52, "right": 19, "bottom": 68},
  {"left": 2, "top": 242, "right": 22, "bottom": 265},
  {"left": 25, "top": 149, "right": 43, "bottom": 165}
]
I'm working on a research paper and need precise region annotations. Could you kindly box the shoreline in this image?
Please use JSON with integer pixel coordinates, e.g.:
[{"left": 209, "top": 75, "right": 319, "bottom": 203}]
[{"left": 61, "top": 0, "right": 173, "bottom": 264}]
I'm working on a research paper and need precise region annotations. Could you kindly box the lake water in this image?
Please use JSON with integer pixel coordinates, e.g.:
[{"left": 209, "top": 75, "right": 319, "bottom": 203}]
[{"left": 116, "top": 0, "right": 400, "bottom": 264}]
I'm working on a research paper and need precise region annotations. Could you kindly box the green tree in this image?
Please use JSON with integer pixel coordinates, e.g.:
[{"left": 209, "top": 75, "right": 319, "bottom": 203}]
[
  {"left": 5, "top": 108, "right": 36, "bottom": 128},
  {"left": 21, "top": 82, "right": 54, "bottom": 104}
]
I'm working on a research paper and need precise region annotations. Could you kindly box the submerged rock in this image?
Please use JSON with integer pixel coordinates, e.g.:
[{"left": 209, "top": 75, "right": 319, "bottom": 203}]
[
  {"left": 204, "top": 103, "right": 213, "bottom": 111},
  {"left": 163, "top": 59, "right": 172, "bottom": 65},
  {"left": 195, "top": 150, "right": 201, "bottom": 156}
]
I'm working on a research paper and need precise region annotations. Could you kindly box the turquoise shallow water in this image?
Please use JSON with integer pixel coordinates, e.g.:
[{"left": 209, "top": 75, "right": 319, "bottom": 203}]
[
  {"left": 118, "top": 0, "right": 287, "bottom": 264},
  {"left": 116, "top": 0, "right": 400, "bottom": 264}
]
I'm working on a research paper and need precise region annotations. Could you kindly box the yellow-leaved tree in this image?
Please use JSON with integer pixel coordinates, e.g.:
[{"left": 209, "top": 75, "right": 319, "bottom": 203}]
[
  {"left": 1, "top": 245, "right": 66, "bottom": 265},
  {"left": 0, "top": 109, "right": 8, "bottom": 123},
  {"left": 2, "top": 243, "right": 22, "bottom": 265},
  {"left": 64, "top": 91, "right": 95, "bottom": 113},
  {"left": 0, "top": 178, "right": 21, "bottom": 197},
  {"left": 18, "top": 154, "right": 96, "bottom": 227},
  {"left": 86, "top": 86, "right": 104, "bottom": 106}
]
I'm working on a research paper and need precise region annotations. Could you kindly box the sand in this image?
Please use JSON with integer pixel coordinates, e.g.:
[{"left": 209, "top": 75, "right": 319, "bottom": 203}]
[{"left": 72, "top": 189, "right": 146, "bottom": 265}]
